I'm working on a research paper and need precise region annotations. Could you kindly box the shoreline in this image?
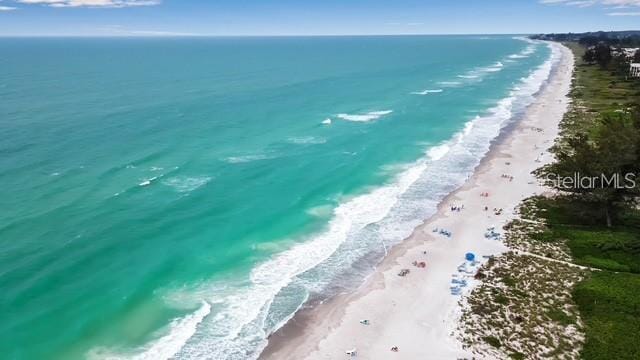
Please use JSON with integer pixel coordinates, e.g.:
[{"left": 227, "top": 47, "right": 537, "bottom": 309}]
[{"left": 260, "top": 42, "right": 574, "bottom": 359}]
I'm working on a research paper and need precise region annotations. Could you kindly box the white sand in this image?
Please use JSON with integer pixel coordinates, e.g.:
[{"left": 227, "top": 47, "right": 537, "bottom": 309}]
[{"left": 260, "top": 43, "right": 574, "bottom": 360}]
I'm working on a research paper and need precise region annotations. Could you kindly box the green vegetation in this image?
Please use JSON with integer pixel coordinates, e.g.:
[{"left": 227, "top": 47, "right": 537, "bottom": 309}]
[
  {"left": 574, "top": 272, "right": 640, "bottom": 360},
  {"left": 532, "top": 31, "right": 640, "bottom": 48},
  {"left": 484, "top": 336, "right": 502, "bottom": 348},
  {"left": 563, "top": 42, "right": 639, "bottom": 114},
  {"left": 536, "top": 41, "right": 640, "bottom": 228},
  {"left": 523, "top": 195, "right": 640, "bottom": 359},
  {"left": 531, "top": 41, "right": 640, "bottom": 359},
  {"left": 530, "top": 197, "right": 640, "bottom": 273}
]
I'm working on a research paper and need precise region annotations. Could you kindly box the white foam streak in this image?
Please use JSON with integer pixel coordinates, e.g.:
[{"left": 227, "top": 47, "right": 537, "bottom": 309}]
[
  {"left": 336, "top": 110, "right": 393, "bottom": 122},
  {"left": 507, "top": 42, "right": 537, "bottom": 60},
  {"left": 224, "top": 154, "right": 274, "bottom": 164},
  {"left": 411, "top": 89, "right": 443, "bottom": 95},
  {"left": 162, "top": 176, "right": 211, "bottom": 193},
  {"left": 426, "top": 144, "right": 450, "bottom": 161},
  {"left": 438, "top": 81, "right": 462, "bottom": 86},
  {"left": 483, "top": 61, "right": 504, "bottom": 72},
  {"left": 133, "top": 302, "right": 211, "bottom": 360},
  {"left": 287, "top": 136, "right": 327, "bottom": 145},
  {"left": 89, "top": 302, "right": 211, "bottom": 360}
]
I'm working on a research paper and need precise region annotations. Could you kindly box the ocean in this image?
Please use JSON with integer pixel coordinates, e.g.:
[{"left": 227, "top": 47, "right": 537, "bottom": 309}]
[{"left": 0, "top": 35, "right": 555, "bottom": 359}]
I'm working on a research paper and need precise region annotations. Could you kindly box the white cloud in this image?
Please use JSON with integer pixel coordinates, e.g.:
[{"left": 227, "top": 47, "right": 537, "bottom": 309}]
[
  {"left": 541, "top": 0, "right": 640, "bottom": 6},
  {"left": 601, "top": 0, "right": 640, "bottom": 6},
  {"left": 16, "top": 0, "right": 160, "bottom": 8},
  {"left": 101, "top": 24, "right": 201, "bottom": 36},
  {"left": 607, "top": 11, "right": 640, "bottom": 14},
  {"left": 0, "top": 5, "right": 17, "bottom": 10},
  {"left": 567, "top": 1, "right": 598, "bottom": 7}
]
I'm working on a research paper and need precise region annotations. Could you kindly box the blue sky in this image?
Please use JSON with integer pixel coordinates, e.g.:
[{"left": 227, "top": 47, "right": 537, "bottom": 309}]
[{"left": 0, "top": 0, "right": 638, "bottom": 36}]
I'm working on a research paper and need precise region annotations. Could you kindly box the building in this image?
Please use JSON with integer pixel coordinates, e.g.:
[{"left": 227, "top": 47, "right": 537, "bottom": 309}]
[
  {"left": 631, "top": 63, "right": 640, "bottom": 78},
  {"left": 611, "top": 47, "right": 639, "bottom": 60},
  {"left": 622, "top": 48, "right": 639, "bottom": 58}
]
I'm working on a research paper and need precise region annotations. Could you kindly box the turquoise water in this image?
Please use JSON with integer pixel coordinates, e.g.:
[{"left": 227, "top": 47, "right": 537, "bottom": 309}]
[{"left": 0, "top": 36, "right": 553, "bottom": 359}]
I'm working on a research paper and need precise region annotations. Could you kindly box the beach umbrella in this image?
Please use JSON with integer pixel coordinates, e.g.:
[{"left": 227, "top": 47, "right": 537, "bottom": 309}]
[{"left": 465, "top": 252, "right": 475, "bottom": 261}]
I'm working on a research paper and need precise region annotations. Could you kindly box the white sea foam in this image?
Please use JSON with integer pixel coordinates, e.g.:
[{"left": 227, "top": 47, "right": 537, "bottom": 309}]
[
  {"left": 88, "top": 302, "right": 212, "bottom": 360},
  {"left": 99, "top": 39, "right": 562, "bottom": 360},
  {"left": 507, "top": 44, "right": 537, "bottom": 60},
  {"left": 522, "top": 46, "right": 536, "bottom": 55},
  {"left": 134, "top": 302, "right": 211, "bottom": 360},
  {"left": 306, "top": 204, "right": 334, "bottom": 218},
  {"left": 163, "top": 176, "right": 211, "bottom": 193},
  {"left": 438, "top": 81, "right": 462, "bottom": 86},
  {"left": 224, "top": 154, "right": 274, "bottom": 164},
  {"left": 426, "top": 144, "right": 451, "bottom": 161},
  {"left": 139, "top": 176, "right": 159, "bottom": 187},
  {"left": 321, "top": 118, "right": 332, "bottom": 125},
  {"left": 482, "top": 61, "right": 504, "bottom": 72},
  {"left": 336, "top": 110, "right": 393, "bottom": 122},
  {"left": 410, "top": 89, "right": 443, "bottom": 95},
  {"left": 456, "top": 60, "right": 505, "bottom": 82},
  {"left": 287, "top": 136, "right": 327, "bottom": 145}
]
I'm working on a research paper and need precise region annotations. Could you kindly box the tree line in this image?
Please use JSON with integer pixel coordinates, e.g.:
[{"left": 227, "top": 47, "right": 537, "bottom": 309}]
[
  {"left": 533, "top": 36, "right": 640, "bottom": 227},
  {"left": 535, "top": 111, "right": 640, "bottom": 227}
]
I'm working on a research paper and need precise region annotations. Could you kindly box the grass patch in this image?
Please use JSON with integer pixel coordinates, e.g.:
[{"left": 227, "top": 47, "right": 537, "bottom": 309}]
[
  {"left": 527, "top": 194, "right": 640, "bottom": 358},
  {"left": 483, "top": 336, "right": 502, "bottom": 348},
  {"left": 564, "top": 42, "right": 640, "bottom": 113},
  {"left": 528, "top": 196, "right": 640, "bottom": 273},
  {"left": 558, "top": 227, "right": 640, "bottom": 273},
  {"left": 574, "top": 271, "right": 640, "bottom": 360},
  {"left": 546, "top": 307, "right": 575, "bottom": 326}
]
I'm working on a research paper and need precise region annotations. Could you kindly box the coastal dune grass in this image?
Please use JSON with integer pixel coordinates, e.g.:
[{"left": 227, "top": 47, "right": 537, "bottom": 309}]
[
  {"left": 565, "top": 42, "right": 640, "bottom": 113},
  {"left": 529, "top": 195, "right": 640, "bottom": 359},
  {"left": 531, "top": 197, "right": 640, "bottom": 273}
]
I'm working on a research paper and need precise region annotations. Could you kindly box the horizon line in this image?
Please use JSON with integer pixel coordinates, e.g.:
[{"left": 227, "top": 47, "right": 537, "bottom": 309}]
[
  {"left": 1, "top": 30, "right": 637, "bottom": 38},
  {"left": 0, "top": 33, "right": 549, "bottom": 39}
]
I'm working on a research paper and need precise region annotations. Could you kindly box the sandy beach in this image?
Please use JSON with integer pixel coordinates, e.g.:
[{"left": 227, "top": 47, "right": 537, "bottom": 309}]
[{"left": 260, "top": 42, "right": 574, "bottom": 360}]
